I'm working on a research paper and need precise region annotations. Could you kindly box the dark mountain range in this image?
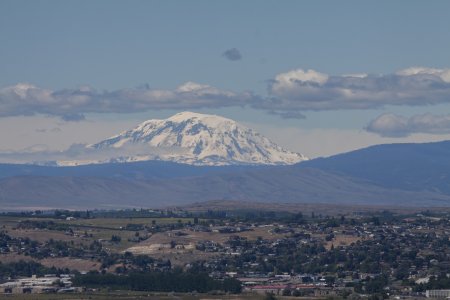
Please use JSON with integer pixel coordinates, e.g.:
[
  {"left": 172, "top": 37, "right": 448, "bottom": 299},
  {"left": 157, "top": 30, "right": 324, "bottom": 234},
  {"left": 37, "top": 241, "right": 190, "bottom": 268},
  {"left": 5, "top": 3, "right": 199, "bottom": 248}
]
[
  {"left": 0, "top": 168, "right": 448, "bottom": 211},
  {"left": 302, "top": 140, "right": 450, "bottom": 194},
  {"left": 1, "top": 140, "right": 450, "bottom": 210}
]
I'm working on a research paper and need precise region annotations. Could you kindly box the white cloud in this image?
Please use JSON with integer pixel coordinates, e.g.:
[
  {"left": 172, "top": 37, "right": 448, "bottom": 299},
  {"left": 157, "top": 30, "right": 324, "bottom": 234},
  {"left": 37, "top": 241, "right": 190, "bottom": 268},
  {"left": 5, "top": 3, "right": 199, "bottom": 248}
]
[
  {"left": 271, "top": 69, "right": 329, "bottom": 93},
  {"left": 365, "top": 114, "right": 409, "bottom": 137},
  {"left": 342, "top": 73, "right": 368, "bottom": 78},
  {"left": 366, "top": 113, "right": 450, "bottom": 137},
  {"left": 2, "top": 66, "right": 450, "bottom": 121},
  {"left": 0, "top": 82, "right": 255, "bottom": 120},
  {"left": 396, "top": 67, "right": 450, "bottom": 83},
  {"left": 258, "top": 67, "right": 450, "bottom": 114}
]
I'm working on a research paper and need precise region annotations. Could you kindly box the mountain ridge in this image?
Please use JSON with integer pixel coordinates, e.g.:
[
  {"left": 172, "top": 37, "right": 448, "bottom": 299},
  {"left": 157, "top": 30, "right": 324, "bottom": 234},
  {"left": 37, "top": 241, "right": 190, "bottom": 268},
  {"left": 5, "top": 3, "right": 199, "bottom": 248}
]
[
  {"left": 2, "top": 167, "right": 448, "bottom": 211},
  {"left": 301, "top": 140, "right": 450, "bottom": 194},
  {"left": 1, "top": 138, "right": 450, "bottom": 210},
  {"left": 83, "top": 111, "right": 307, "bottom": 166}
]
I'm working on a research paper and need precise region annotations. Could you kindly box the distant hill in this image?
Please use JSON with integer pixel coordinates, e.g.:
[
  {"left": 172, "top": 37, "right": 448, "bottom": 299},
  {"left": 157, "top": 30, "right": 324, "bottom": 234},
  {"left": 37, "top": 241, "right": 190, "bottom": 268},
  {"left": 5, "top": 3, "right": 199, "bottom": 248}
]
[
  {"left": 302, "top": 140, "right": 450, "bottom": 194},
  {"left": 0, "top": 160, "right": 263, "bottom": 180},
  {"left": 0, "top": 168, "right": 448, "bottom": 211},
  {"left": 1, "top": 140, "right": 450, "bottom": 210}
]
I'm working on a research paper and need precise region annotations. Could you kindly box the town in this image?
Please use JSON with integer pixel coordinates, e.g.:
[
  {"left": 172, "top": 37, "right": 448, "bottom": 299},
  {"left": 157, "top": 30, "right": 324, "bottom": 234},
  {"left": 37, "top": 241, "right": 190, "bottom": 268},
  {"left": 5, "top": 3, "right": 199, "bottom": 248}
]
[{"left": 1, "top": 207, "right": 450, "bottom": 299}]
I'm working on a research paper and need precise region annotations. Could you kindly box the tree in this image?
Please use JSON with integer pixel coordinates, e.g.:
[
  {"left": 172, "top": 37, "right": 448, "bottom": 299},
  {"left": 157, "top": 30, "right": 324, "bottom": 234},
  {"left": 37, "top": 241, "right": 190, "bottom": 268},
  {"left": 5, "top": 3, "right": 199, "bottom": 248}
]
[
  {"left": 282, "top": 288, "right": 292, "bottom": 296},
  {"left": 264, "top": 293, "right": 277, "bottom": 300},
  {"left": 111, "top": 235, "right": 121, "bottom": 243},
  {"left": 325, "top": 276, "right": 336, "bottom": 286},
  {"left": 365, "top": 275, "right": 388, "bottom": 294},
  {"left": 222, "top": 278, "right": 242, "bottom": 293}
]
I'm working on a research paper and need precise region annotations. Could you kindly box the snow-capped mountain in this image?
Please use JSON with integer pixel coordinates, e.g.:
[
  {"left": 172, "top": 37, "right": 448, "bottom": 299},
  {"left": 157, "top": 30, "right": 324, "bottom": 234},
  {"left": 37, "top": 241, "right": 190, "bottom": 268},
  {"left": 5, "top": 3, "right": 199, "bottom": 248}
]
[{"left": 84, "top": 112, "right": 308, "bottom": 166}]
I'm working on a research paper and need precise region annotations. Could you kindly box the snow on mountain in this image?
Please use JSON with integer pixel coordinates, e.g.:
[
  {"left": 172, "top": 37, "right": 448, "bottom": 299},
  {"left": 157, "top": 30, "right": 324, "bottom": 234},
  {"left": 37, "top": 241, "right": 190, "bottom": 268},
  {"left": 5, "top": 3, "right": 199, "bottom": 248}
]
[{"left": 85, "top": 111, "right": 308, "bottom": 166}]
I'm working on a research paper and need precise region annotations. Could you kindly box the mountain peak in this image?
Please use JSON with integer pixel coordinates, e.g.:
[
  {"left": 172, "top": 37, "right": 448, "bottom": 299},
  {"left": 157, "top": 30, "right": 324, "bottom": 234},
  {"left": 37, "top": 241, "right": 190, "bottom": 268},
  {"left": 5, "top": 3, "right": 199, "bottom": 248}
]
[
  {"left": 168, "top": 111, "right": 221, "bottom": 119},
  {"left": 166, "top": 111, "right": 234, "bottom": 126},
  {"left": 86, "top": 112, "right": 308, "bottom": 166}
]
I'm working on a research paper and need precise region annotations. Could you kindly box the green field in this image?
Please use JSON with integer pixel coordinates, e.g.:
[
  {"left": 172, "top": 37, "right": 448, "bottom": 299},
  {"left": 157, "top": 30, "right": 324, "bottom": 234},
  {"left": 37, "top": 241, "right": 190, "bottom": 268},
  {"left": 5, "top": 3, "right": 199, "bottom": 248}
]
[{"left": 0, "top": 216, "right": 197, "bottom": 228}]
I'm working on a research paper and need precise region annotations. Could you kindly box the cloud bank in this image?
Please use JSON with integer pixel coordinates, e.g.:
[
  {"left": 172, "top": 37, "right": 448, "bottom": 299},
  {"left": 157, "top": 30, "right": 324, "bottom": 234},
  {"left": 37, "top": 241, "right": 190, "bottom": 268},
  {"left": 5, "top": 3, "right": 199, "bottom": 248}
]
[
  {"left": 0, "top": 82, "right": 255, "bottom": 120},
  {"left": 366, "top": 113, "right": 450, "bottom": 137},
  {"left": 2, "top": 67, "right": 450, "bottom": 120},
  {"left": 258, "top": 67, "right": 450, "bottom": 116}
]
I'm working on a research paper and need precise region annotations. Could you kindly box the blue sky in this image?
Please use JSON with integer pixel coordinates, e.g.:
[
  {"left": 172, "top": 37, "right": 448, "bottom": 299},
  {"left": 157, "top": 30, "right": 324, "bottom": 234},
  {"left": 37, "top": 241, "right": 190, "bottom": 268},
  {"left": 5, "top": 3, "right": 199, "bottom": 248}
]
[
  {"left": 2, "top": 0, "right": 450, "bottom": 158},
  {"left": 3, "top": 1, "right": 450, "bottom": 90}
]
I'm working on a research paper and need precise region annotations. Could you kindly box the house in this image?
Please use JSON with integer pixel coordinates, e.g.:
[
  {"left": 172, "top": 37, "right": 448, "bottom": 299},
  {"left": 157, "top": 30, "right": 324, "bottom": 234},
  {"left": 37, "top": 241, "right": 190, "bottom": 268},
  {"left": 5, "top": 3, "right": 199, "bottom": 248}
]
[{"left": 426, "top": 290, "right": 450, "bottom": 298}]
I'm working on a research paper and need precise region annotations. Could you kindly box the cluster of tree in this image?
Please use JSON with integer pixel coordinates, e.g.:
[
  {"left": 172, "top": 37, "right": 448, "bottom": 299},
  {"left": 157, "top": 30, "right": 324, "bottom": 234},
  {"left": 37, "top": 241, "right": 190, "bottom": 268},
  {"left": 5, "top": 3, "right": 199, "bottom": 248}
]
[
  {"left": 110, "top": 235, "right": 122, "bottom": 243},
  {"left": 0, "top": 230, "right": 106, "bottom": 260},
  {"left": 351, "top": 275, "right": 389, "bottom": 294},
  {"left": 0, "top": 260, "right": 69, "bottom": 279},
  {"left": 73, "top": 270, "right": 241, "bottom": 293},
  {"left": 32, "top": 239, "right": 88, "bottom": 259},
  {"left": 413, "top": 274, "right": 450, "bottom": 292},
  {"left": 124, "top": 223, "right": 145, "bottom": 231}
]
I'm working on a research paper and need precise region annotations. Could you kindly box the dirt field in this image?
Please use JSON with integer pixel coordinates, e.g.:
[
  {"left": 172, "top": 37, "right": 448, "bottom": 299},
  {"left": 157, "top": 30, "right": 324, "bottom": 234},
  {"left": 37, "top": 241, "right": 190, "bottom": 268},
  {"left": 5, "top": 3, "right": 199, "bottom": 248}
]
[
  {"left": 0, "top": 253, "right": 100, "bottom": 272},
  {"left": 39, "top": 257, "right": 101, "bottom": 272},
  {"left": 0, "top": 216, "right": 197, "bottom": 252},
  {"left": 126, "top": 226, "right": 284, "bottom": 266},
  {"left": 0, "top": 253, "right": 34, "bottom": 263},
  {"left": 324, "top": 234, "right": 360, "bottom": 250}
]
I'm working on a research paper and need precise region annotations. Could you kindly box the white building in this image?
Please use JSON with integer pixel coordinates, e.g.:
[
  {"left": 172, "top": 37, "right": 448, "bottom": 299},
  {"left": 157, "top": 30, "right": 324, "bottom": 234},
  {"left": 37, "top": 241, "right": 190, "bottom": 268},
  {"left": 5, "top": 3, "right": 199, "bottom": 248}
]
[
  {"left": 426, "top": 289, "right": 450, "bottom": 298},
  {"left": 0, "top": 275, "right": 73, "bottom": 294}
]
